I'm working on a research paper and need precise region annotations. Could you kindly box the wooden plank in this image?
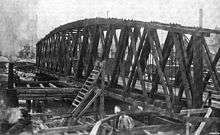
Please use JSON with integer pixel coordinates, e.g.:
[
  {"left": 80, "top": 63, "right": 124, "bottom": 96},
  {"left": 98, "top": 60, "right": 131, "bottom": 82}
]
[
  {"left": 128, "top": 30, "right": 148, "bottom": 94},
  {"left": 17, "top": 80, "right": 70, "bottom": 85},
  {"left": 114, "top": 28, "right": 130, "bottom": 86},
  {"left": 56, "top": 33, "right": 62, "bottom": 72},
  {"left": 184, "top": 116, "right": 220, "bottom": 123},
  {"left": 110, "top": 26, "right": 130, "bottom": 86},
  {"left": 39, "top": 83, "right": 45, "bottom": 88},
  {"left": 120, "top": 62, "right": 127, "bottom": 90},
  {"left": 148, "top": 31, "right": 173, "bottom": 113},
  {"left": 49, "top": 83, "right": 57, "bottom": 88},
  {"left": 50, "top": 35, "right": 54, "bottom": 71},
  {"left": 126, "top": 33, "right": 134, "bottom": 71},
  {"left": 128, "top": 27, "right": 140, "bottom": 90},
  {"left": 194, "top": 108, "right": 212, "bottom": 135},
  {"left": 192, "top": 36, "right": 203, "bottom": 108},
  {"left": 60, "top": 32, "right": 66, "bottom": 73},
  {"left": 54, "top": 34, "right": 59, "bottom": 72},
  {"left": 137, "top": 62, "right": 147, "bottom": 96},
  {"left": 126, "top": 27, "right": 147, "bottom": 94},
  {"left": 131, "top": 124, "right": 183, "bottom": 134},
  {"left": 72, "top": 28, "right": 81, "bottom": 58},
  {"left": 101, "top": 26, "right": 114, "bottom": 60},
  {"left": 99, "top": 72, "right": 105, "bottom": 119},
  {"left": 180, "top": 108, "right": 209, "bottom": 115},
  {"left": 203, "top": 43, "right": 220, "bottom": 91},
  {"left": 76, "top": 27, "right": 89, "bottom": 78},
  {"left": 37, "top": 124, "right": 93, "bottom": 134},
  {"left": 149, "top": 30, "right": 174, "bottom": 99},
  {"left": 113, "top": 30, "right": 119, "bottom": 49},
  {"left": 203, "top": 47, "right": 220, "bottom": 89},
  {"left": 65, "top": 32, "right": 73, "bottom": 75},
  {"left": 86, "top": 26, "right": 100, "bottom": 77},
  {"left": 202, "top": 38, "right": 220, "bottom": 91},
  {"left": 186, "top": 111, "right": 191, "bottom": 135},
  {"left": 93, "top": 90, "right": 98, "bottom": 121},
  {"left": 26, "top": 84, "right": 31, "bottom": 88},
  {"left": 99, "top": 27, "right": 105, "bottom": 48},
  {"left": 176, "top": 37, "right": 193, "bottom": 102},
  {"left": 17, "top": 88, "right": 80, "bottom": 94},
  {"left": 138, "top": 35, "right": 152, "bottom": 97},
  {"left": 75, "top": 89, "right": 103, "bottom": 121},
  {"left": 172, "top": 32, "right": 192, "bottom": 108}
]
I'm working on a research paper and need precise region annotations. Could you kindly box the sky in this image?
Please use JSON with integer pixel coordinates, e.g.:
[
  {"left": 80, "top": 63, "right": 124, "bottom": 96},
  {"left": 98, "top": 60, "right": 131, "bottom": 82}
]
[
  {"left": 0, "top": 0, "right": 220, "bottom": 57},
  {"left": 37, "top": 0, "right": 220, "bottom": 38}
]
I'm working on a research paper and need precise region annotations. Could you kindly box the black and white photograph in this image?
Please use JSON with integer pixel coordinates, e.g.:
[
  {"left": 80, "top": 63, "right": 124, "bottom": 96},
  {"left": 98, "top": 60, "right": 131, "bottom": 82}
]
[{"left": 0, "top": 0, "right": 220, "bottom": 134}]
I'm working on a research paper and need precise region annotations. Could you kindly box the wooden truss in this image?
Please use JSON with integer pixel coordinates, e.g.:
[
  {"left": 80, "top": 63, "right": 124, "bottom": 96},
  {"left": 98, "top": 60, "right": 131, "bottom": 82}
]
[{"left": 36, "top": 18, "right": 220, "bottom": 112}]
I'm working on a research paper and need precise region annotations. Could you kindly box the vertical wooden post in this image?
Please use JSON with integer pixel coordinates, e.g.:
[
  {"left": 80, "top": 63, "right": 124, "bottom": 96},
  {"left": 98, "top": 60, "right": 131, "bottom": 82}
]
[
  {"left": 8, "top": 62, "right": 14, "bottom": 89},
  {"left": 6, "top": 62, "right": 18, "bottom": 107},
  {"left": 76, "top": 27, "right": 89, "bottom": 79},
  {"left": 99, "top": 72, "right": 105, "bottom": 119},
  {"left": 32, "top": 100, "right": 36, "bottom": 113},
  {"left": 93, "top": 94, "right": 98, "bottom": 120},
  {"left": 126, "top": 27, "right": 147, "bottom": 94},
  {"left": 149, "top": 31, "right": 173, "bottom": 112},
  {"left": 186, "top": 112, "right": 191, "bottom": 135},
  {"left": 87, "top": 26, "right": 100, "bottom": 77},
  {"left": 110, "top": 26, "right": 129, "bottom": 86},
  {"left": 192, "top": 36, "right": 203, "bottom": 108},
  {"left": 173, "top": 33, "right": 192, "bottom": 108},
  {"left": 26, "top": 84, "right": 31, "bottom": 112},
  {"left": 97, "top": 61, "right": 106, "bottom": 119},
  {"left": 138, "top": 36, "right": 151, "bottom": 98},
  {"left": 99, "top": 92, "right": 104, "bottom": 119},
  {"left": 126, "top": 27, "right": 139, "bottom": 90},
  {"left": 26, "top": 100, "right": 31, "bottom": 112},
  {"left": 208, "top": 91, "right": 212, "bottom": 107},
  {"left": 176, "top": 37, "right": 193, "bottom": 104},
  {"left": 150, "top": 31, "right": 174, "bottom": 98}
]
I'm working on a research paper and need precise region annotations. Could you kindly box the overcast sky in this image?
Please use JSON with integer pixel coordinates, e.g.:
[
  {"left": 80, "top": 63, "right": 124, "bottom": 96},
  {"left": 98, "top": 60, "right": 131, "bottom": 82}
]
[{"left": 37, "top": 0, "right": 220, "bottom": 38}]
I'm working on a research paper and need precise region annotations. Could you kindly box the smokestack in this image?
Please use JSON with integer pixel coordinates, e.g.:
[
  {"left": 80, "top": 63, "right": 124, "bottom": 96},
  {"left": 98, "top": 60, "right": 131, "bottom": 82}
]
[{"left": 199, "top": 8, "right": 203, "bottom": 27}]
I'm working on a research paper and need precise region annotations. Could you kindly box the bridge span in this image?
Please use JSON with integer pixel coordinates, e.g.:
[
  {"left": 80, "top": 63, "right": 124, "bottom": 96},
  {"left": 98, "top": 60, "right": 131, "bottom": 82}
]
[{"left": 35, "top": 18, "right": 220, "bottom": 111}]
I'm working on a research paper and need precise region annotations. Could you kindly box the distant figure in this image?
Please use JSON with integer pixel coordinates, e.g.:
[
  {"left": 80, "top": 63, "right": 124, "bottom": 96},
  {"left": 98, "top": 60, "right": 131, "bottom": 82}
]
[
  {"left": 114, "top": 105, "right": 121, "bottom": 114},
  {"left": 118, "top": 111, "right": 134, "bottom": 135}
]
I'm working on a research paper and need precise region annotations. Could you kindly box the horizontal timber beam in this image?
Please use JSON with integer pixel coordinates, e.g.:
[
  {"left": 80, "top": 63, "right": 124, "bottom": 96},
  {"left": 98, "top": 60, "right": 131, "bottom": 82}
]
[{"left": 40, "top": 18, "right": 220, "bottom": 42}]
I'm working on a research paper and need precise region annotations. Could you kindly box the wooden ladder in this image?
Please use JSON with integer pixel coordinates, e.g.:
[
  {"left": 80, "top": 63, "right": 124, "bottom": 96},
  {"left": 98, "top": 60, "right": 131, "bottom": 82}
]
[{"left": 66, "top": 61, "right": 105, "bottom": 124}]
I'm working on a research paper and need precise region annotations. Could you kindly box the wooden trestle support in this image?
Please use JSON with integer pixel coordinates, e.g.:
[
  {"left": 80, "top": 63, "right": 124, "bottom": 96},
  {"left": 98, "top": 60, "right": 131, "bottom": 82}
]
[{"left": 35, "top": 18, "right": 220, "bottom": 133}]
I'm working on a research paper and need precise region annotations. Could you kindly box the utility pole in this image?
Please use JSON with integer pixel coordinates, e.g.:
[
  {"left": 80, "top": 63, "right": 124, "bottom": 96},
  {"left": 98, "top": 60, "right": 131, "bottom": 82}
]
[
  {"left": 106, "top": 10, "right": 109, "bottom": 18},
  {"left": 199, "top": 8, "right": 203, "bottom": 27}
]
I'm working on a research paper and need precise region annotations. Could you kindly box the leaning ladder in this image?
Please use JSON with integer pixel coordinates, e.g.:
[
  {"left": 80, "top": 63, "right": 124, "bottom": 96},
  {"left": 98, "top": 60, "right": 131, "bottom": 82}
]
[{"left": 67, "top": 61, "right": 105, "bottom": 123}]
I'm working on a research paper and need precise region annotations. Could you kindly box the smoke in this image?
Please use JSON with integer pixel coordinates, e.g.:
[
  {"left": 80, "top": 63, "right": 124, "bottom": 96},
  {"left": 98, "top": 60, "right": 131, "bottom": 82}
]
[{"left": 0, "top": 0, "right": 38, "bottom": 59}]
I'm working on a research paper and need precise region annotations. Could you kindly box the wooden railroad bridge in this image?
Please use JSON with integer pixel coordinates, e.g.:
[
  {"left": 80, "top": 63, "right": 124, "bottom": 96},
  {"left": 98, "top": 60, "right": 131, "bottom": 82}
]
[
  {"left": 3, "top": 17, "right": 220, "bottom": 134},
  {"left": 35, "top": 17, "right": 220, "bottom": 111}
]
